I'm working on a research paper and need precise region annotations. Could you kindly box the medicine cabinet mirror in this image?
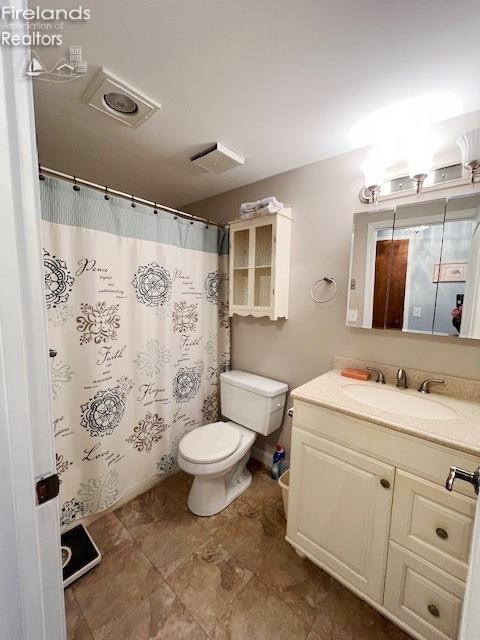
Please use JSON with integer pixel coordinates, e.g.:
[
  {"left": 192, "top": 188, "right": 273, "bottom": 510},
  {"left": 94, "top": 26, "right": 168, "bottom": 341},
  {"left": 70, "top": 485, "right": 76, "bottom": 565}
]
[{"left": 347, "top": 192, "right": 480, "bottom": 339}]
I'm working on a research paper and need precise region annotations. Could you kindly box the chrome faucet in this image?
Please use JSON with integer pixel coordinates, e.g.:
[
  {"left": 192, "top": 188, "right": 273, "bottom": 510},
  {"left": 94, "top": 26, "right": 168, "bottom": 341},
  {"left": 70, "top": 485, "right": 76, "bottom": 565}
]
[
  {"left": 396, "top": 368, "right": 408, "bottom": 389},
  {"left": 367, "top": 367, "right": 385, "bottom": 384},
  {"left": 418, "top": 379, "right": 445, "bottom": 394}
]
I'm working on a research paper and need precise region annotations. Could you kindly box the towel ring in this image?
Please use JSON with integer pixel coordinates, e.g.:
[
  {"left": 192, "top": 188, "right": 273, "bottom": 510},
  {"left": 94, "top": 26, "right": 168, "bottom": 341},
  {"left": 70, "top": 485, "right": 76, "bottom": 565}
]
[{"left": 311, "top": 277, "right": 338, "bottom": 304}]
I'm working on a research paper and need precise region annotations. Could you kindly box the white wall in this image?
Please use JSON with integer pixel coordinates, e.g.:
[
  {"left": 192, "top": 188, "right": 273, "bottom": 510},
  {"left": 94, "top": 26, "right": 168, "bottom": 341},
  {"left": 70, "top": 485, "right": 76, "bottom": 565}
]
[{"left": 186, "top": 147, "right": 480, "bottom": 461}]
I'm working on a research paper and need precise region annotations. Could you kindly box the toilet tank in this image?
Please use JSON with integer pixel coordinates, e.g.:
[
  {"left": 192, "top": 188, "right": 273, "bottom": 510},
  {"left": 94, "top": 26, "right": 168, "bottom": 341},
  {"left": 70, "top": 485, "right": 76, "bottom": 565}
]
[{"left": 220, "top": 370, "right": 288, "bottom": 436}]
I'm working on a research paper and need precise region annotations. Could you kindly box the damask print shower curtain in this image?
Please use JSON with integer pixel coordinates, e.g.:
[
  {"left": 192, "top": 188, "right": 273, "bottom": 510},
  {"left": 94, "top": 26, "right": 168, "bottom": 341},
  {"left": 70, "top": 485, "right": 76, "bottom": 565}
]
[{"left": 41, "top": 176, "right": 230, "bottom": 528}]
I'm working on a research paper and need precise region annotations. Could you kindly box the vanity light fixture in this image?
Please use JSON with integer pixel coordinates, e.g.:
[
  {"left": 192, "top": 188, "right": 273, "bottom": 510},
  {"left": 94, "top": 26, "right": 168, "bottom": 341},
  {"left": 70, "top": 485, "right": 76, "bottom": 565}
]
[{"left": 457, "top": 129, "right": 480, "bottom": 184}]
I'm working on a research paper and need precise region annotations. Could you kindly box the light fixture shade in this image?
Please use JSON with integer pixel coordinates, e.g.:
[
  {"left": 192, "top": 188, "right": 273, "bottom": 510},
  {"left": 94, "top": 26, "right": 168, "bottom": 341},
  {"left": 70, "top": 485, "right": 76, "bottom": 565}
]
[
  {"left": 457, "top": 129, "right": 480, "bottom": 164},
  {"left": 407, "top": 131, "right": 439, "bottom": 178},
  {"left": 361, "top": 150, "right": 386, "bottom": 189}
]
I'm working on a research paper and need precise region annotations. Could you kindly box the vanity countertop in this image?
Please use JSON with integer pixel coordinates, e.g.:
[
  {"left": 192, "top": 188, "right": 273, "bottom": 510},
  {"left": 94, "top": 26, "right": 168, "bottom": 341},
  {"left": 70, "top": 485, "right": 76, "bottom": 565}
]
[{"left": 291, "top": 369, "right": 480, "bottom": 456}]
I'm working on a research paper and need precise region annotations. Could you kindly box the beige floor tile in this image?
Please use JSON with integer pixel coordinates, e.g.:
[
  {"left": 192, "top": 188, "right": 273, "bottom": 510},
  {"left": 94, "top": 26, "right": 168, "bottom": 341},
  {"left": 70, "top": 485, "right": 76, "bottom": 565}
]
[
  {"left": 167, "top": 537, "right": 252, "bottom": 635},
  {"left": 213, "top": 574, "right": 310, "bottom": 640},
  {"left": 91, "top": 581, "right": 206, "bottom": 640},
  {"left": 192, "top": 496, "right": 251, "bottom": 536},
  {"left": 243, "top": 465, "right": 287, "bottom": 528},
  {"left": 244, "top": 468, "right": 280, "bottom": 503},
  {"left": 257, "top": 538, "right": 331, "bottom": 626},
  {"left": 65, "top": 588, "right": 93, "bottom": 640},
  {"left": 158, "top": 470, "right": 193, "bottom": 508},
  {"left": 73, "top": 542, "right": 162, "bottom": 631},
  {"left": 138, "top": 505, "right": 210, "bottom": 578},
  {"left": 263, "top": 485, "right": 288, "bottom": 530},
  {"left": 114, "top": 484, "right": 171, "bottom": 539},
  {"left": 246, "top": 457, "right": 270, "bottom": 477},
  {"left": 310, "top": 580, "right": 412, "bottom": 640},
  {"left": 213, "top": 499, "right": 282, "bottom": 574},
  {"left": 86, "top": 512, "right": 132, "bottom": 555}
]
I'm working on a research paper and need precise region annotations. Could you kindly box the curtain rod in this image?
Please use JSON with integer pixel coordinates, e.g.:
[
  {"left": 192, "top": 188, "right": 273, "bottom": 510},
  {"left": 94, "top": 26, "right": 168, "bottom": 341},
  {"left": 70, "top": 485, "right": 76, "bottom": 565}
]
[{"left": 38, "top": 165, "right": 225, "bottom": 229}]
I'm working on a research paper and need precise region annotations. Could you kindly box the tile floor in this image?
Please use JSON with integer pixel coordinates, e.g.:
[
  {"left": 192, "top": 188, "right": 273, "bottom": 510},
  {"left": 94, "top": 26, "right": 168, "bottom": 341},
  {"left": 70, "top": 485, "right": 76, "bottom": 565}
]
[{"left": 65, "top": 460, "right": 412, "bottom": 640}]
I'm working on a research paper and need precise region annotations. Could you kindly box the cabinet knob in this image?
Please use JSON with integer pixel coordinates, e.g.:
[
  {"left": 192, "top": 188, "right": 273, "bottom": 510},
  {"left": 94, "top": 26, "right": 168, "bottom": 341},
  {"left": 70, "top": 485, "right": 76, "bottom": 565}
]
[
  {"left": 380, "top": 479, "right": 390, "bottom": 489},
  {"left": 427, "top": 604, "right": 440, "bottom": 618},
  {"left": 435, "top": 527, "right": 448, "bottom": 540}
]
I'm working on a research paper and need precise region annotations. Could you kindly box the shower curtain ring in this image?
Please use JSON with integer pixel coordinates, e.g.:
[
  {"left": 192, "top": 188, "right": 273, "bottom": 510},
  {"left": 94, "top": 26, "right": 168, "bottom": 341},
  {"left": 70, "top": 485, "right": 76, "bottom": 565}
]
[
  {"left": 131, "top": 195, "right": 136, "bottom": 208},
  {"left": 153, "top": 203, "right": 158, "bottom": 215},
  {"left": 73, "top": 176, "right": 80, "bottom": 191},
  {"left": 104, "top": 186, "right": 109, "bottom": 200}
]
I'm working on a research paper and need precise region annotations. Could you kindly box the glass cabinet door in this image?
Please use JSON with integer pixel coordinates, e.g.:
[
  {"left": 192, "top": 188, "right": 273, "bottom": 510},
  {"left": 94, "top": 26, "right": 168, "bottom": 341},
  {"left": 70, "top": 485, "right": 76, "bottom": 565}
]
[
  {"left": 253, "top": 223, "right": 273, "bottom": 308},
  {"left": 232, "top": 227, "right": 250, "bottom": 306}
]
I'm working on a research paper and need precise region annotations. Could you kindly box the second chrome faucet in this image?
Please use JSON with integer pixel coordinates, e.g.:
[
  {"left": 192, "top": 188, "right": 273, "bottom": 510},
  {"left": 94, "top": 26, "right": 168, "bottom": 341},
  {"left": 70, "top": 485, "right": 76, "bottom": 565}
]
[{"left": 396, "top": 368, "right": 408, "bottom": 389}]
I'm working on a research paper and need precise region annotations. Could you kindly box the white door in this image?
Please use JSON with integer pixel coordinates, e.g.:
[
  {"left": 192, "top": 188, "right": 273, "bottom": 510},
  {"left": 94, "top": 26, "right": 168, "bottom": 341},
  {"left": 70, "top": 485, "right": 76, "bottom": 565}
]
[
  {"left": 287, "top": 428, "right": 395, "bottom": 602},
  {"left": 0, "top": 11, "right": 65, "bottom": 640}
]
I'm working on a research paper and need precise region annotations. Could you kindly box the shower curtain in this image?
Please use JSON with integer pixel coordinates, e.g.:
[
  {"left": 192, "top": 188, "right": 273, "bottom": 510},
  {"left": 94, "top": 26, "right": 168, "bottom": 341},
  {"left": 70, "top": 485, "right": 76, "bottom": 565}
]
[{"left": 40, "top": 176, "right": 230, "bottom": 528}]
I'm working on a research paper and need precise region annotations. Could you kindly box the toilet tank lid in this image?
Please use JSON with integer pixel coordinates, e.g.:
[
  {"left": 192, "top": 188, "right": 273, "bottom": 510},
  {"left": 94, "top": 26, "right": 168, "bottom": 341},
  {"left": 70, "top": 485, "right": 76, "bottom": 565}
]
[{"left": 220, "top": 370, "right": 288, "bottom": 398}]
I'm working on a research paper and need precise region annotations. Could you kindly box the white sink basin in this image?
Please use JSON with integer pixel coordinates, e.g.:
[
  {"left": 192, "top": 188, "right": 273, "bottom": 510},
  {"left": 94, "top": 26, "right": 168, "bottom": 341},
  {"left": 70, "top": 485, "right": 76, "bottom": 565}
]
[{"left": 342, "top": 384, "right": 457, "bottom": 419}]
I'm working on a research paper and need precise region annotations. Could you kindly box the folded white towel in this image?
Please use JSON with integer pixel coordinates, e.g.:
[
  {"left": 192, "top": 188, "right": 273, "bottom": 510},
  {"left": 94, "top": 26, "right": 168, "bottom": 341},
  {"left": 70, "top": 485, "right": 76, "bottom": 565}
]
[
  {"left": 239, "top": 196, "right": 284, "bottom": 218},
  {"left": 254, "top": 203, "right": 282, "bottom": 216},
  {"left": 239, "top": 210, "right": 256, "bottom": 219},
  {"left": 256, "top": 196, "right": 283, "bottom": 209},
  {"left": 240, "top": 201, "right": 257, "bottom": 214}
]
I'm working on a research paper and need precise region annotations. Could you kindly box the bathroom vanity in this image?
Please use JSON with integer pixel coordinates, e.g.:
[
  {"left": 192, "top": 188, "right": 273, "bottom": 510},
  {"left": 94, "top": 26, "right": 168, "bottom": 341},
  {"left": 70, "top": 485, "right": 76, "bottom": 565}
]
[{"left": 287, "top": 364, "right": 480, "bottom": 640}]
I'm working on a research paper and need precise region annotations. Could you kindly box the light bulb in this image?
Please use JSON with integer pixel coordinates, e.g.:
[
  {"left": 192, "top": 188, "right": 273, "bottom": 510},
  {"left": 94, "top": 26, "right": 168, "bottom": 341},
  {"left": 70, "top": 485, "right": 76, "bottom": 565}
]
[
  {"left": 361, "top": 150, "right": 386, "bottom": 189},
  {"left": 457, "top": 129, "right": 480, "bottom": 164},
  {"left": 457, "top": 129, "right": 480, "bottom": 183},
  {"left": 407, "top": 130, "right": 439, "bottom": 179}
]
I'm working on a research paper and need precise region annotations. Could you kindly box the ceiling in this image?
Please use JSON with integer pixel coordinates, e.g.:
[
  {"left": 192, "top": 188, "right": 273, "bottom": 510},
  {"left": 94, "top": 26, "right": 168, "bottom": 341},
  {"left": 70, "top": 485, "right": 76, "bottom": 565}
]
[{"left": 32, "top": 0, "right": 480, "bottom": 207}]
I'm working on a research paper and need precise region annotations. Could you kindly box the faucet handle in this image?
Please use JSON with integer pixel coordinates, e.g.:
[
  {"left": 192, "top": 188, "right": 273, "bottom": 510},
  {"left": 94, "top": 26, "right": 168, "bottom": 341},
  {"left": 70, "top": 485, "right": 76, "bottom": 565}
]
[
  {"left": 418, "top": 379, "right": 445, "bottom": 394},
  {"left": 367, "top": 367, "right": 386, "bottom": 384}
]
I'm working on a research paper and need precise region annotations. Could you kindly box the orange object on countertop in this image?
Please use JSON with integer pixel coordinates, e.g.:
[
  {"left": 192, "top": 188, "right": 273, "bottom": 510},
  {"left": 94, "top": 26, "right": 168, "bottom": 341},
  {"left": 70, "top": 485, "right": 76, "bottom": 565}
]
[{"left": 341, "top": 368, "right": 371, "bottom": 381}]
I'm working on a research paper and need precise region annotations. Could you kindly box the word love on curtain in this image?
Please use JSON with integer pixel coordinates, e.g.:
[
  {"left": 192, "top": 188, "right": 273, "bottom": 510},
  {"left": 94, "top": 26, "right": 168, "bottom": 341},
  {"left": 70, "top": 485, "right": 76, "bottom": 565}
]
[{"left": 41, "top": 176, "right": 230, "bottom": 529}]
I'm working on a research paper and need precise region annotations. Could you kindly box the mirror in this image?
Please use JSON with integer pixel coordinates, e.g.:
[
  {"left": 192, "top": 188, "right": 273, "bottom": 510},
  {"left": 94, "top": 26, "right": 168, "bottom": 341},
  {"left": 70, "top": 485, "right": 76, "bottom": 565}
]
[
  {"left": 347, "top": 193, "right": 480, "bottom": 339},
  {"left": 347, "top": 208, "right": 395, "bottom": 328},
  {"left": 389, "top": 199, "right": 446, "bottom": 333},
  {"left": 433, "top": 194, "right": 480, "bottom": 338}
]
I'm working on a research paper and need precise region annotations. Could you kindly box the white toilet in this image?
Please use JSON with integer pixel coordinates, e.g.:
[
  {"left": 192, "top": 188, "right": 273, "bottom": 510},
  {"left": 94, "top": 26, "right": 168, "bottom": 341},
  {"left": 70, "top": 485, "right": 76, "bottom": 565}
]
[{"left": 178, "top": 370, "right": 288, "bottom": 516}]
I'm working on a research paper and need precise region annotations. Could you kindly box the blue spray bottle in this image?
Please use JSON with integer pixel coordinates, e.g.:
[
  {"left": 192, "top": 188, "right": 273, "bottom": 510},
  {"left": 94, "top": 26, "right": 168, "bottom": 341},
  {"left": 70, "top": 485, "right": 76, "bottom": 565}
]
[{"left": 271, "top": 445, "right": 285, "bottom": 480}]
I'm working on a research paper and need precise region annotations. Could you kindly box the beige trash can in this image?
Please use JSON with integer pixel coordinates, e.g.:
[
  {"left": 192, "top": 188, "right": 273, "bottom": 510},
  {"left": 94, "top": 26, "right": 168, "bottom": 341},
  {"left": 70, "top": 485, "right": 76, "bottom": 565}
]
[{"left": 278, "top": 469, "right": 289, "bottom": 519}]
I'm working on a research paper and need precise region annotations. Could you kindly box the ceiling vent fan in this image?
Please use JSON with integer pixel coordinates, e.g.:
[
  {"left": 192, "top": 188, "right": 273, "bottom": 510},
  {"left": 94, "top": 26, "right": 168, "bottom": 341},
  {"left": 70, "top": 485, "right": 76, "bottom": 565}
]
[{"left": 191, "top": 143, "right": 245, "bottom": 174}]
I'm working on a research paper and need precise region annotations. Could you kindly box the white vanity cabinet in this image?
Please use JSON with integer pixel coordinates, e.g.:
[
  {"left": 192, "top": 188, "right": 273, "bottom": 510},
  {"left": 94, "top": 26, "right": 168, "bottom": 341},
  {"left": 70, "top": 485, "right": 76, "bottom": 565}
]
[
  {"left": 287, "top": 401, "right": 479, "bottom": 640},
  {"left": 228, "top": 209, "right": 292, "bottom": 320}
]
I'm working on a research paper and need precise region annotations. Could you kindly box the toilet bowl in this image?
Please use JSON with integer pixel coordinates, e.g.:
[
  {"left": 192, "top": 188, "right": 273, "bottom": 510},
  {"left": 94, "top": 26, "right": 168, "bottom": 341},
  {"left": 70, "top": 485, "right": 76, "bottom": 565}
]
[
  {"left": 179, "top": 421, "right": 256, "bottom": 516},
  {"left": 178, "top": 370, "right": 288, "bottom": 516}
]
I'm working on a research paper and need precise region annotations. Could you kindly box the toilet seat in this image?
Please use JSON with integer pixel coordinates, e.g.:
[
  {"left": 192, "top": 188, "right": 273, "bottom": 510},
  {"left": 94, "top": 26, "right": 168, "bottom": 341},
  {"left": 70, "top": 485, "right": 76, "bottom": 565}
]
[{"left": 179, "top": 422, "right": 241, "bottom": 464}]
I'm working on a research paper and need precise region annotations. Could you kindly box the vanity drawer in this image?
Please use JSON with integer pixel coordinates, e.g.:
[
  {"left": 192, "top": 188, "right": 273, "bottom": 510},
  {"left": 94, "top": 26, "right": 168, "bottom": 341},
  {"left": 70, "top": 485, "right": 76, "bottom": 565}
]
[
  {"left": 391, "top": 470, "right": 475, "bottom": 580},
  {"left": 384, "top": 542, "right": 464, "bottom": 640}
]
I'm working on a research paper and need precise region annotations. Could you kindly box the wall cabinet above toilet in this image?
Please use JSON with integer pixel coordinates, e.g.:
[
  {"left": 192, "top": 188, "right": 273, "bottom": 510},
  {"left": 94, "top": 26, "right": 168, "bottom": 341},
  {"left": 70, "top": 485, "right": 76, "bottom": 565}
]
[{"left": 229, "top": 209, "right": 292, "bottom": 320}]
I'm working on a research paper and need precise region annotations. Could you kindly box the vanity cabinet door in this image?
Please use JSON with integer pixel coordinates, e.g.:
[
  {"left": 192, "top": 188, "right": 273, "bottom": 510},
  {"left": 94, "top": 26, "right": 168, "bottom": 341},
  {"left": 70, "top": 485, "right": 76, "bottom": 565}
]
[{"left": 287, "top": 428, "right": 395, "bottom": 603}]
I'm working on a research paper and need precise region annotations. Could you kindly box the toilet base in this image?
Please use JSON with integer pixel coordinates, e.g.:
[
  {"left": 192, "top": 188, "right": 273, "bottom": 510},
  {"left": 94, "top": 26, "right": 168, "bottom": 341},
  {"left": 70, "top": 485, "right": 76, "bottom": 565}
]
[{"left": 187, "top": 452, "right": 252, "bottom": 517}]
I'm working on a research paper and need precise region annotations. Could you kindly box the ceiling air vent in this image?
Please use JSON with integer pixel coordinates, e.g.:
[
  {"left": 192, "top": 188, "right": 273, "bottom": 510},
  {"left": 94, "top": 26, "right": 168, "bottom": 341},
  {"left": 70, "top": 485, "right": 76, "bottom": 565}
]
[
  {"left": 83, "top": 68, "right": 161, "bottom": 128},
  {"left": 191, "top": 143, "right": 245, "bottom": 174}
]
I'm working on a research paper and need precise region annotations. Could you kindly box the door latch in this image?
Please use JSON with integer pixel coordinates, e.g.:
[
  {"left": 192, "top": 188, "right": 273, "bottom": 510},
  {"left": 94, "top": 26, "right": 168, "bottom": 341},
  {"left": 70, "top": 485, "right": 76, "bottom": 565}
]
[
  {"left": 36, "top": 474, "right": 60, "bottom": 505},
  {"left": 446, "top": 466, "right": 480, "bottom": 495}
]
